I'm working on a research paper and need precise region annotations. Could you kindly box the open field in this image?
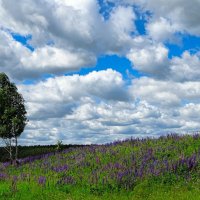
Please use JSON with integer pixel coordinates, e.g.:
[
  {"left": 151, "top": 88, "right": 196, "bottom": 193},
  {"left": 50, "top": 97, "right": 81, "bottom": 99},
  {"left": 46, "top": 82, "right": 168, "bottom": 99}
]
[{"left": 1, "top": 134, "right": 200, "bottom": 199}]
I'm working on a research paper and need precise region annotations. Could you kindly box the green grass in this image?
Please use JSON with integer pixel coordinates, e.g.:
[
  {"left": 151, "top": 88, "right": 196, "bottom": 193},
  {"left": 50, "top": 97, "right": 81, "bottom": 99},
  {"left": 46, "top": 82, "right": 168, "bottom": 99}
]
[
  {"left": 2, "top": 179, "right": 200, "bottom": 200},
  {"left": 1, "top": 134, "right": 200, "bottom": 199}
]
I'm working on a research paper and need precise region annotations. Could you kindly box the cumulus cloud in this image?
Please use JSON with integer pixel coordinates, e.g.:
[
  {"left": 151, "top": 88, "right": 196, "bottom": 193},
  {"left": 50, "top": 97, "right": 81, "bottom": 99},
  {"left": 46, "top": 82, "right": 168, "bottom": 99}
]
[
  {"left": 0, "top": 30, "right": 96, "bottom": 79},
  {"left": 146, "top": 17, "right": 176, "bottom": 42},
  {"left": 130, "top": 76, "right": 200, "bottom": 108},
  {"left": 16, "top": 69, "right": 200, "bottom": 145},
  {"left": 106, "top": 0, "right": 200, "bottom": 36},
  {"left": 15, "top": 69, "right": 178, "bottom": 144},
  {"left": 127, "top": 42, "right": 200, "bottom": 82},
  {"left": 143, "top": 0, "right": 200, "bottom": 36},
  {"left": 19, "top": 99, "right": 166, "bottom": 145},
  {"left": 0, "top": 31, "right": 29, "bottom": 74},
  {"left": 1, "top": 0, "right": 200, "bottom": 145},
  {"left": 127, "top": 43, "right": 169, "bottom": 78},
  {"left": 170, "top": 51, "right": 200, "bottom": 82},
  {"left": 179, "top": 104, "right": 200, "bottom": 120},
  {"left": 21, "top": 46, "right": 96, "bottom": 75},
  {"left": 18, "top": 69, "right": 129, "bottom": 119},
  {"left": 1, "top": 0, "right": 199, "bottom": 81},
  {"left": 0, "top": 0, "right": 137, "bottom": 80},
  {"left": 129, "top": 77, "right": 181, "bottom": 107}
]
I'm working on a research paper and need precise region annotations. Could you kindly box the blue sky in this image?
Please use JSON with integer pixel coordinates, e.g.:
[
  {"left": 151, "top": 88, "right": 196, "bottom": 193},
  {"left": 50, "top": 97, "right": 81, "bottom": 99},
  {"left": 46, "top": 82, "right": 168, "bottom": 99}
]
[{"left": 1, "top": 0, "right": 200, "bottom": 145}]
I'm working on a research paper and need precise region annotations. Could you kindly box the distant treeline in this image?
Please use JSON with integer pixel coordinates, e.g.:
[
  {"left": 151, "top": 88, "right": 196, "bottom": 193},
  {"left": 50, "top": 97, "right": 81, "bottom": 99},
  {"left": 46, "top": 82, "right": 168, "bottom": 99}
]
[{"left": 0, "top": 144, "right": 87, "bottom": 162}]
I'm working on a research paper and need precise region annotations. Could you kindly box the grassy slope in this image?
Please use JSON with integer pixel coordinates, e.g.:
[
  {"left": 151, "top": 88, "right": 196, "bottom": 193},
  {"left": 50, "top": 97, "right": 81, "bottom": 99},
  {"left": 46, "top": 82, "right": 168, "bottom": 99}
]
[{"left": 1, "top": 134, "right": 200, "bottom": 199}]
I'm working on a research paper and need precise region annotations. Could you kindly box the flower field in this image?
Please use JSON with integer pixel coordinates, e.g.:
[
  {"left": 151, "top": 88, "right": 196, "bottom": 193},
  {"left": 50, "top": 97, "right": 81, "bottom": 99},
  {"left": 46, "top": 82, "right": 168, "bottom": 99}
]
[{"left": 1, "top": 134, "right": 200, "bottom": 199}]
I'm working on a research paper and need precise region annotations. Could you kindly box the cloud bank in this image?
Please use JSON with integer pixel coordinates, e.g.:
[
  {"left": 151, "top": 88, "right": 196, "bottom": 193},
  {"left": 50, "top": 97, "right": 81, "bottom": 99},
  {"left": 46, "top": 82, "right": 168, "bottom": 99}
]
[{"left": 0, "top": 0, "right": 200, "bottom": 144}]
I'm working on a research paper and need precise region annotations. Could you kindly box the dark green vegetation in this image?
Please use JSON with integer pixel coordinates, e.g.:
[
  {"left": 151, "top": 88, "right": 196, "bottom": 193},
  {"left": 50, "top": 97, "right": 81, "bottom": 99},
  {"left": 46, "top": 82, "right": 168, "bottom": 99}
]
[
  {"left": 1, "top": 134, "right": 200, "bottom": 199},
  {"left": 0, "top": 73, "right": 27, "bottom": 163},
  {"left": 0, "top": 144, "right": 87, "bottom": 163}
]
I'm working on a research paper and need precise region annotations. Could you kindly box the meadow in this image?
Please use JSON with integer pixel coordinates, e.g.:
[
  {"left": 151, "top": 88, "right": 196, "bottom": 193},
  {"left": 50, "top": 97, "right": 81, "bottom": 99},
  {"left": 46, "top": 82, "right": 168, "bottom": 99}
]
[{"left": 1, "top": 134, "right": 200, "bottom": 199}]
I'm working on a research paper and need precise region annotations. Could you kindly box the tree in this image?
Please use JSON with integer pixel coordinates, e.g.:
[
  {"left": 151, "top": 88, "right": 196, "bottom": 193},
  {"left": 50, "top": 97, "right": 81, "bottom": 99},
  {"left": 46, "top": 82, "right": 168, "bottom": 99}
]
[
  {"left": 56, "top": 140, "right": 63, "bottom": 152},
  {"left": 0, "top": 73, "right": 27, "bottom": 164}
]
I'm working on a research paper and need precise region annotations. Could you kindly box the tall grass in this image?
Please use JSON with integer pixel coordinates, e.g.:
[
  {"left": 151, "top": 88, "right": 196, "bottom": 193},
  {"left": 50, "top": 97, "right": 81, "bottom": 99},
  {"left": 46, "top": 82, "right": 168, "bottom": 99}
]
[{"left": 1, "top": 134, "right": 200, "bottom": 199}]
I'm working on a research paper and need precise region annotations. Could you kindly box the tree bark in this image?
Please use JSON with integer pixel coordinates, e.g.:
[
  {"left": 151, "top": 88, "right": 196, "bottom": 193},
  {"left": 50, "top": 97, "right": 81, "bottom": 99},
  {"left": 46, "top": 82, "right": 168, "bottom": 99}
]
[
  {"left": 3, "top": 138, "right": 13, "bottom": 163},
  {"left": 9, "top": 138, "right": 13, "bottom": 164},
  {"left": 15, "top": 136, "right": 18, "bottom": 161}
]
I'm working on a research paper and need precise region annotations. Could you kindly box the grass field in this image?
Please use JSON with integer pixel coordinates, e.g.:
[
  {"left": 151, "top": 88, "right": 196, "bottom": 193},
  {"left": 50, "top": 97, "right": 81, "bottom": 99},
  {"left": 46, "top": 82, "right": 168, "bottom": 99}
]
[{"left": 1, "top": 134, "right": 200, "bottom": 199}]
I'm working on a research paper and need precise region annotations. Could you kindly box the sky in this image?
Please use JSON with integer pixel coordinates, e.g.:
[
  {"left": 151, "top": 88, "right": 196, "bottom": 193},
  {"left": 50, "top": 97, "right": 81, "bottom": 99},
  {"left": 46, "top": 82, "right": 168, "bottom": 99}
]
[{"left": 0, "top": 0, "right": 200, "bottom": 145}]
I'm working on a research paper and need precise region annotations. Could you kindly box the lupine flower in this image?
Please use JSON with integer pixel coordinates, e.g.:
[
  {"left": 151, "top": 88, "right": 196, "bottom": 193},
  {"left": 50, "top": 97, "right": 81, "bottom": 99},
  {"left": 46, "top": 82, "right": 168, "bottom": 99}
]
[
  {"left": 51, "top": 164, "right": 68, "bottom": 172},
  {"left": 38, "top": 176, "right": 46, "bottom": 186},
  {"left": 0, "top": 173, "right": 7, "bottom": 181},
  {"left": 57, "top": 176, "right": 76, "bottom": 185}
]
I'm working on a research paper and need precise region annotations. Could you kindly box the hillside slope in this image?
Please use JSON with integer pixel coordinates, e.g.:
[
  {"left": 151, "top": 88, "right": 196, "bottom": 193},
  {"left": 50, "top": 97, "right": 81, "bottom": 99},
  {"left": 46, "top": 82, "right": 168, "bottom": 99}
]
[{"left": 1, "top": 134, "right": 200, "bottom": 199}]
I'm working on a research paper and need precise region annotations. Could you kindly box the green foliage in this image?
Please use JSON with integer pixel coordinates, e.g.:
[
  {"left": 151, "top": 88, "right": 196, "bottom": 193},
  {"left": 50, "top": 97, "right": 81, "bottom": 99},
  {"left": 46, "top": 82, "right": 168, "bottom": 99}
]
[
  {"left": 0, "top": 73, "right": 27, "bottom": 139},
  {"left": 0, "top": 73, "right": 27, "bottom": 161},
  {"left": 0, "top": 144, "right": 86, "bottom": 162},
  {"left": 56, "top": 140, "right": 63, "bottom": 152}
]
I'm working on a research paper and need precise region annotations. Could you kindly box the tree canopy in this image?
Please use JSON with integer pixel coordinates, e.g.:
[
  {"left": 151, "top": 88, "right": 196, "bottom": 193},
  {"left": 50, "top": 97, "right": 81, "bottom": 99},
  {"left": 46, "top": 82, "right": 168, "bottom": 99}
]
[{"left": 0, "top": 73, "right": 27, "bottom": 162}]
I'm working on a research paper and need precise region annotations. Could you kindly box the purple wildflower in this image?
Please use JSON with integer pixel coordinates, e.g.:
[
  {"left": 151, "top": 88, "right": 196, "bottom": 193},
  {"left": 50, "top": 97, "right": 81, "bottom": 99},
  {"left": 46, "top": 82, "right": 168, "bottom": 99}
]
[{"left": 38, "top": 176, "right": 46, "bottom": 186}]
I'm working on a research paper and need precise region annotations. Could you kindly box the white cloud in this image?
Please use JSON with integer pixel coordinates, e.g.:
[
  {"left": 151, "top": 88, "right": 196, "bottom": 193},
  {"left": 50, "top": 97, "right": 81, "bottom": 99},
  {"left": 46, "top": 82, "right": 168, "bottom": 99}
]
[
  {"left": 20, "top": 99, "right": 165, "bottom": 145},
  {"left": 130, "top": 76, "right": 200, "bottom": 108},
  {"left": 179, "top": 103, "right": 200, "bottom": 120},
  {"left": 170, "top": 51, "right": 200, "bottom": 82},
  {"left": 127, "top": 45, "right": 200, "bottom": 82},
  {"left": 16, "top": 69, "right": 200, "bottom": 145},
  {"left": 1, "top": 0, "right": 200, "bottom": 145},
  {"left": 21, "top": 46, "right": 96, "bottom": 74},
  {"left": 146, "top": 17, "right": 176, "bottom": 42},
  {"left": 144, "top": 0, "right": 200, "bottom": 36},
  {"left": 106, "top": 0, "right": 200, "bottom": 37},
  {"left": 0, "top": 0, "right": 137, "bottom": 80},
  {"left": 129, "top": 77, "right": 181, "bottom": 107},
  {"left": 0, "top": 30, "right": 96, "bottom": 79},
  {"left": 109, "top": 6, "right": 136, "bottom": 39},
  {"left": 0, "top": 31, "right": 29, "bottom": 72},
  {"left": 127, "top": 43, "right": 169, "bottom": 78},
  {"left": 18, "top": 69, "right": 129, "bottom": 119}
]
